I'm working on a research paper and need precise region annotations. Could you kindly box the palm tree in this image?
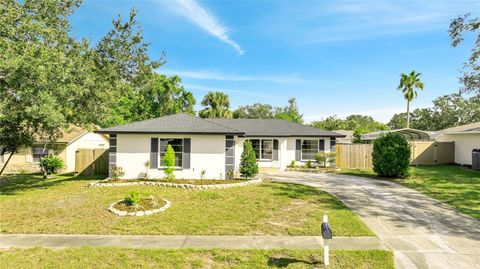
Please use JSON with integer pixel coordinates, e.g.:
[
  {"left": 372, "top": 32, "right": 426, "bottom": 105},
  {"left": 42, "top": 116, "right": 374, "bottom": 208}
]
[
  {"left": 397, "top": 71, "right": 424, "bottom": 128},
  {"left": 198, "top": 91, "right": 233, "bottom": 118}
]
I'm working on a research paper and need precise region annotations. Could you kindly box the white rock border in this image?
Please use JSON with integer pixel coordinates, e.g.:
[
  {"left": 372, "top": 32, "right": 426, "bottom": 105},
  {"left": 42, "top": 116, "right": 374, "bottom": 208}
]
[
  {"left": 89, "top": 178, "right": 262, "bottom": 189},
  {"left": 109, "top": 198, "right": 171, "bottom": 217}
]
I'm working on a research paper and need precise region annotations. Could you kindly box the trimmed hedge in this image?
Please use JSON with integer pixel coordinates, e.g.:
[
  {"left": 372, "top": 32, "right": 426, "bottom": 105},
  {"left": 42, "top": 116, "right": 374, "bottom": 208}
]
[{"left": 372, "top": 133, "right": 411, "bottom": 178}]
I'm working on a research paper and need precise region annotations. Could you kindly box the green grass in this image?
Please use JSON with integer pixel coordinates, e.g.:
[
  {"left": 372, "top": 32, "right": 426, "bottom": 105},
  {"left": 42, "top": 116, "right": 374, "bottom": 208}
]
[
  {"left": 0, "top": 174, "right": 372, "bottom": 236},
  {"left": 337, "top": 165, "right": 480, "bottom": 219},
  {"left": 0, "top": 247, "right": 394, "bottom": 269}
]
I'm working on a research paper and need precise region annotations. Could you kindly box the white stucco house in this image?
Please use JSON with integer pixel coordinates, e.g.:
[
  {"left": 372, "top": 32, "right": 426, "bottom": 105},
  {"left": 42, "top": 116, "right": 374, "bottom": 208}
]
[
  {"left": 433, "top": 122, "right": 480, "bottom": 166},
  {"left": 96, "top": 113, "right": 344, "bottom": 179}
]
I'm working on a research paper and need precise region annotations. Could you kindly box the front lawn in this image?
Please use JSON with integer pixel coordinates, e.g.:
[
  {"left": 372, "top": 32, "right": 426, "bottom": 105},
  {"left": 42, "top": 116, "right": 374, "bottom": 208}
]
[
  {"left": 0, "top": 247, "right": 394, "bottom": 269},
  {"left": 337, "top": 165, "right": 480, "bottom": 219},
  {"left": 0, "top": 174, "right": 372, "bottom": 236}
]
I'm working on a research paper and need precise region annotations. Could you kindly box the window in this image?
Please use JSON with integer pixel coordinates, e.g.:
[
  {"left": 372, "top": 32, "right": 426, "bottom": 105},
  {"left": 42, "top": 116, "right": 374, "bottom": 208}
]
[
  {"left": 301, "top": 140, "right": 318, "bottom": 160},
  {"left": 160, "top": 138, "right": 183, "bottom": 167},
  {"left": 330, "top": 138, "right": 337, "bottom": 152},
  {"left": 248, "top": 139, "right": 273, "bottom": 160},
  {"left": 33, "top": 146, "right": 49, "bottom": 162}
]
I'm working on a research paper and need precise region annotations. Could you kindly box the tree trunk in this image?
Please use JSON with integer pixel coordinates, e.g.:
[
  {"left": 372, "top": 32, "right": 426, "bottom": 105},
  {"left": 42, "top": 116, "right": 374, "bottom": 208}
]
[
  {"left": 0, "top": 148, "right": 16, "bottom": 175},
  {"left": 406, "top": 100, "right": 410, "bottom": 129}
]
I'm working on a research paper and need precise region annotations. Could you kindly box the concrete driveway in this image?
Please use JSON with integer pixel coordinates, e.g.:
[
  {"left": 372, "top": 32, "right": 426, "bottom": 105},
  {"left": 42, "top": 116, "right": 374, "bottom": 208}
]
[{"left": 264, "top": 172, "right": 480, "bottom": 269}]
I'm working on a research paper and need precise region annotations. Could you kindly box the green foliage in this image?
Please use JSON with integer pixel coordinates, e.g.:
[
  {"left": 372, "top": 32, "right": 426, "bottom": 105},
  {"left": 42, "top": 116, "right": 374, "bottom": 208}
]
[
  {"left": 312, "top": 115, "right": 388, "bottom": 135},
  {"left": 305, "top": 160, "right": 314, "bottom": 169},
  {"left": 124, "top": 191, "right": 140, "bottom": 206},
  {"left": 315, "top": 153, "right": 327, "bottom": 167},
  {"left": 233, "top": 103, "right": 275, "bottom": 119},
  {"left": 198, "top": 91, "right": 233, "bottom": 118},
  {"left": 111, "top": 166, "right": 125, "bottom": 180},
  {"left": 274, "top": 98, "right": 303, "bottom": 123},
  {"left": 372, "top": 133, "right": 411, "bottom": 178},
  {"left": 388, "top": 93, "right": 480, "bottom": 130},
  {"left": 327, "top": 152, "right": 337, "bottom": 167},
  {"left": 163, "top": 144, "right": 176, "bottom": 181},
  {"left": 40, "top": 155, "right": 64, "bottom": 175},
  {"left": 239, "top": 140, "right": 258, "bottom": 179},
  {"left": 449, "top": 14, "right": 480, "bottom": 94},
  {"left": 289, "top": 160, "right": 296, "bottom": 168},
  {"left": 226, "top": 170, "right": 234, "bottom": 180}
]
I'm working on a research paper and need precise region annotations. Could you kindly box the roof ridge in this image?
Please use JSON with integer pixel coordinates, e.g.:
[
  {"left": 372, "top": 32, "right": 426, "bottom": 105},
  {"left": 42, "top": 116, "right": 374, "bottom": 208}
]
[{"left": 202, "top": 118, "right": 245, "bottom": 134}]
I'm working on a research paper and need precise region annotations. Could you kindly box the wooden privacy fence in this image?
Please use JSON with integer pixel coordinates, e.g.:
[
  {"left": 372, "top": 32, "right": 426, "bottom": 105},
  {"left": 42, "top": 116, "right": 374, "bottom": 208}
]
[
  {"left": 336, "top": 142, "right": 455, "bottom": 169},
  {"left": 75, "top": 148, "right": 108, "bottom": 176}
]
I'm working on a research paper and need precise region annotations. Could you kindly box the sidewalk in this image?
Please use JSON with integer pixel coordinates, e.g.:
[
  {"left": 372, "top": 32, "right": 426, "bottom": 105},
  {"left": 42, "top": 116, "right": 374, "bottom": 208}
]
[{"left": 0, "top": 234, "right": 387, "bottom": 250}]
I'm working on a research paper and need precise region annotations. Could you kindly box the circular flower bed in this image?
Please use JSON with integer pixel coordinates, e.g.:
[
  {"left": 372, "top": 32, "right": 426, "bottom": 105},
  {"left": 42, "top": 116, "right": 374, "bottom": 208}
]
[
  {"left": 109, "top": 196, "right": 171, "bottom": 217},
  {"left": 90, "top": 178, "right": 262, "bottom": 189}
]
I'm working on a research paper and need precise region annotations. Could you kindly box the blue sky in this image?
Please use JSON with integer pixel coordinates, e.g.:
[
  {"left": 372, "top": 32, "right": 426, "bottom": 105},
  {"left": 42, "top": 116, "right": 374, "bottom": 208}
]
[{"left": 70, "top": 0, "right": 479, "bottom": 123}]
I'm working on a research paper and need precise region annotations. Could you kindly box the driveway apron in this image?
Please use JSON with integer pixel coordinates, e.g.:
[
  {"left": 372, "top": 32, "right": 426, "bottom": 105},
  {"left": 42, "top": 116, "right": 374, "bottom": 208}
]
[{"left": 264, "top": 172, "right": 480, "bottom": 269}]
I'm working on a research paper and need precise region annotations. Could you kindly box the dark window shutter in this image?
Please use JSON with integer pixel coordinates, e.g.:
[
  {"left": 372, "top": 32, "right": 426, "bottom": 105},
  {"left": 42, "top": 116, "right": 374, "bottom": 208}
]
[
  {"left": 319, "top": 139, "right": 325, "bottom": 151},
  {"left": 150, "top": 138, "right": 158, "bottom": 169},
  {"left": 273, "top": 139, "right": 279, "bottom": 161},
  {"left": 183, "top": 138, "right": 191, "bottom": 169},
  {"left": 295, "top": 139, "right": 301, "bottom": 161}
]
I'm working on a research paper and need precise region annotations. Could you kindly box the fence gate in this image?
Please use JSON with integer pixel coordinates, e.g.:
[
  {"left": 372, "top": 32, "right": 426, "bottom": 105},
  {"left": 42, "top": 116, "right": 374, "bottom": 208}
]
[{"left": 75, "top": 148, "right": 108, "bottom": 176}]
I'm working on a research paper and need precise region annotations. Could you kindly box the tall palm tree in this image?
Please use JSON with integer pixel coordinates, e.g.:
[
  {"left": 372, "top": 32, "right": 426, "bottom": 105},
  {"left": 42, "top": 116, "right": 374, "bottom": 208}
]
[
  {"left": 198, "top": 91, "right": 233, "bottom": 118},
  {"left": 397, "top": 71, "right": 424, "bottom": 128}
]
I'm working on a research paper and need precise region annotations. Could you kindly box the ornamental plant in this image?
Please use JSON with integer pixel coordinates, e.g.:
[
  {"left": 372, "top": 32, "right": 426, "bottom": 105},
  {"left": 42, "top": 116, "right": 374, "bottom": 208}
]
[
  {"left": 124, "top": 191, "right": 140, "bottom": 206},
  {"left": 163, "top": 144, "right": 176, "bottom": 181},
  {"left": 315, "top": 152, "right": 327, "bottom": 167},
  {"left": 110, "top": 166, "right": 125, "bottom": 180},
  {"left": 372, "top": 133, "right": 411, "bottom": 178},
  {"left": 239, "top": 140, "right": 258, "bottom": 179},
  {"left": 40, "top": 155, "right": 64, "bottom": 174}
]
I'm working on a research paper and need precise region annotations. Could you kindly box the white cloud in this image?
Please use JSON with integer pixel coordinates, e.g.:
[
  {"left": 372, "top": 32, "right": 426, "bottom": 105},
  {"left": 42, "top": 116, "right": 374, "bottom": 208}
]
[
  {"left": 161, "top": 69, "right": 307, "bottom": 83},
  {"left": 183, "top": 83, "right": 281, "bottom": 98},
  {"left": 169, "top": 0, "right": 244, "bottom": 55}
]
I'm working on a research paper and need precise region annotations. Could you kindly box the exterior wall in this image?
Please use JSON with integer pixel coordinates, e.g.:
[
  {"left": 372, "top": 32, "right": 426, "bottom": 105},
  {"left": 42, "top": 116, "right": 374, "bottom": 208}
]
[
  {"left": 0, "top": 144, "right": 66, "bottom": 174},
  {"left": 65, "top": 133, "right": 108, "bottom": 172},
  {"left": 115, "top": 134, "right": 226, "bottom": 179},
  {"left": 234, "top": 136, "right": 332, "bottom": 172},
  {"left": 435, "top": 133, "right": 480, "bottom": 165}
]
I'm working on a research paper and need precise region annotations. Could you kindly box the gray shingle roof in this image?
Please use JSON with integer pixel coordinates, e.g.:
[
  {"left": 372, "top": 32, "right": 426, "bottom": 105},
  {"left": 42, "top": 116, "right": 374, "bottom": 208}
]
[
  {"left": 207, "top": 118, "right": 344, "bottom": 137},
  {"left": 96, "top": 113, "right": 243, "bottom": 134},
  {"left": 97, "top": 113, "right": 344, "bottom": 137}
]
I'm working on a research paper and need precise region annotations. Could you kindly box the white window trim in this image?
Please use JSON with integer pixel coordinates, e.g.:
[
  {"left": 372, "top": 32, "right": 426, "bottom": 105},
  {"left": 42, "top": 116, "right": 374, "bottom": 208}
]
[
  {"left": 159, "top": 138, "right": 184, "bottom": 169},
  {"left": 300, "top": 139, "right": 319, "bottom": 161},
  {"left": 249, "top": 139, "right": 273, "bottom": 161}
]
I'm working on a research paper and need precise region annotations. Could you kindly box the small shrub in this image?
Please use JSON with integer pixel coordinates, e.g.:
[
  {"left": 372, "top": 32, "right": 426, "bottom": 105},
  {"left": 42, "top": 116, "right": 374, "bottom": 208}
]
[
  {"left": 305, "top": 160, "right": 314, "bottom": 169},
  {"left": 163, "top": 144, "right": 176, "bottom": 181},
  {"left": 289, "top": 160, "right": 296, "bottom": 168},
  {"left": 327, "top": 152, "right": 336, "bottom": 167},
  {"left": 111, "top": 166, "right": 125, "bottom": 180},
  {"left": 226, "top": 169, "right": 234, "bottom": 180},
  {"left": 200, "top": 169, "right": 207, "bottom": 180},
  {"left": 40, "top": 155, "right": 64, "bottom": 174},
  {"left": 240, "top": 140, "right": 258, "bottom": 179},
  {"left": 315, "top": 152, "right": 327, "bottom": 167},
  {"left": 372, "top": 133, "right": 411, "bottom": 178},
  {"left": 143, "top": 160, "right": 150, "bottom": 179},
  {"left": 124, "top": 191, "right": 140, "bottom": 206}
]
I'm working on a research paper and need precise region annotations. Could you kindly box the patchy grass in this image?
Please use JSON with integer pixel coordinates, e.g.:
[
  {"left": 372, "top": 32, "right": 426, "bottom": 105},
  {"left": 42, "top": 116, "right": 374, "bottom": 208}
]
[
  {"left": 0, "top": 174, "right": 372, "bottom": 236},
  {"left": 113, "top": 197, "right": 166, "bottom": 212},
  {"left": 0, "top": 247, "right": 394, "bottom": 269},
  {"left": 337, "top": 165, "right": 480, "bottom": 219}
]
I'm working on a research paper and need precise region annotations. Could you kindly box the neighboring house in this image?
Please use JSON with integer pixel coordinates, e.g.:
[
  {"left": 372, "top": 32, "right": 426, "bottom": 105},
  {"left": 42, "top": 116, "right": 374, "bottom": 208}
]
[
  {"left": 96, "top": 113, "right": 344, "bottom": 179},
  {"left": 433, "top": 122, "right": 480, "bottom": 166},
  {"left": 0, "top": 127, "right": 109, "bottom": 174},
  {"left": 360, "top": 128, "right": 431, "bottom": 142},
  {"left": 334, "top": 130, "right": 354, "bottom": 144}
]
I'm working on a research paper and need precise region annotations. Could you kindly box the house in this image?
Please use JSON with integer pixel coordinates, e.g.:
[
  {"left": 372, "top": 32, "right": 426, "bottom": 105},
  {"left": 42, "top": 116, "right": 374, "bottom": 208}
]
[
  {"left": 96, "top": 113, "right": 344, "bottom": 179},
  {"left": 433, "top": 122, "right": 480, "bottom": 166},
  {"left": 334, "top": 130, "right": 354, "bottom": 144},
  {"left": 360, "top": 128, "right": 431, "bottom": 142},
  {"left": 0, "top": 126, "right": 109, "bottom": 174}
]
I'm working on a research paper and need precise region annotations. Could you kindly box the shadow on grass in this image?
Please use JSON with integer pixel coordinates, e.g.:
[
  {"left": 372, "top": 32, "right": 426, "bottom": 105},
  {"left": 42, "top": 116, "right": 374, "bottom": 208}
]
[
  {"left": 0, "top": 173, "right": 106, "bottom": 196},
  {"left": 267, "top": 257, "right": 321, "bottom": 268}
]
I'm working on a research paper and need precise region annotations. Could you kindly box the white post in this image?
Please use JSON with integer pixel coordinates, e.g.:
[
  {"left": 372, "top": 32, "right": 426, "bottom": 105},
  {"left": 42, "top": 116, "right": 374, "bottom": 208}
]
[{"left": 323, "top": 215, "right": 330, "bottom": 266}]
